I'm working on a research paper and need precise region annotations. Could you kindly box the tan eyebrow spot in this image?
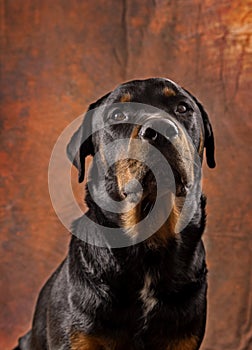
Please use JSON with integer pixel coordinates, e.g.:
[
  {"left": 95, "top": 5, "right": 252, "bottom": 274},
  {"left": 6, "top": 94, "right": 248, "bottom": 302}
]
[
  {"left": 120, "top": 92, "right": 131, "bottom": 102},
  {"left": 163, "top": 86, "right": 176, "bottom": 97}
]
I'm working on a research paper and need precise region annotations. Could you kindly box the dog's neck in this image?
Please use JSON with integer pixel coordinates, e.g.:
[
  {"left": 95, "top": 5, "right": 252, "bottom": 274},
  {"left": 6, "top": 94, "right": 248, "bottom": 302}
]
[
  {"left": 69, "top": 208, "right": 207, "bottom": 299},
  {"left": 71, "top": 183, "right": 206, "bottom": 256},
  {"left": 83, "top": 182, "right": 205, "bottom": 248}
]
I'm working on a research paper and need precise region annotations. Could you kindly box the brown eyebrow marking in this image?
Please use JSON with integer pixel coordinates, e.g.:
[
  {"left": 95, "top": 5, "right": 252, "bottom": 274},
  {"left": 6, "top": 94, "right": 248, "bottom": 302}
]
[
  {"left": 120, "top": 92, "right": 131, "bottom": 102},
  {"left": 163, "top": 86, "right": 176, "bottom": 97}
]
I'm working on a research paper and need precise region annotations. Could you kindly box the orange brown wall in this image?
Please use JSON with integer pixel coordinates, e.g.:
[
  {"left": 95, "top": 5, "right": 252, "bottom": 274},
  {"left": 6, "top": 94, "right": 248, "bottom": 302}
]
[{"left": 1, "top": 1, "right": 251, "bottom": 349}]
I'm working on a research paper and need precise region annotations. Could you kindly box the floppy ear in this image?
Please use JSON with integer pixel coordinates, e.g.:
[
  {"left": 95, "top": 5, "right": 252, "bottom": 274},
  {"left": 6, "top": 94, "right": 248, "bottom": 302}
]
[
  {"left": 66, "top": 92, "right": 111, "bottom": 183},
  {"left": 183, "top": 89, "right": 216, "bottom": 168},
  {"left": 196, "top": 101, "right": 216, "bottom": 168},
  {"left": 66, "top": 112, "right": 93, "bottom": 183}
]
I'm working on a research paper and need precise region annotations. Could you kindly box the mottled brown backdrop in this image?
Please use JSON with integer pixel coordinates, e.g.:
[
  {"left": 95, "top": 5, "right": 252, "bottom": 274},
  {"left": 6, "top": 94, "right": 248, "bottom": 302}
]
[{"left": 1, "top": 1, "right": 252, "bottom": 349}]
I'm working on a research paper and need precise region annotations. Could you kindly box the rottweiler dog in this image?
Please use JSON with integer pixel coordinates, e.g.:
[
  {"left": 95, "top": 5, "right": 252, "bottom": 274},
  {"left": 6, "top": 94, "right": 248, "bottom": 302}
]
[{"left": 15, "top": 78, "right": 215, "bottom": 350}]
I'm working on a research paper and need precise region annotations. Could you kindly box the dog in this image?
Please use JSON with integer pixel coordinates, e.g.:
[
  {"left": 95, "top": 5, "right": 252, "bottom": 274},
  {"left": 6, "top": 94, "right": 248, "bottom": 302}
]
[{"left": 15, "top": 78, "right": 215, "bottom": 350}]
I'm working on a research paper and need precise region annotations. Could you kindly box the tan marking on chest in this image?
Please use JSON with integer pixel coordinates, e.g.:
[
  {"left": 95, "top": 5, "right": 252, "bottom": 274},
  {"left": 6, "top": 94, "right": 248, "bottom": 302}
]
[{"left": 140, "top": 272, "right": 158, "bottom": 317}]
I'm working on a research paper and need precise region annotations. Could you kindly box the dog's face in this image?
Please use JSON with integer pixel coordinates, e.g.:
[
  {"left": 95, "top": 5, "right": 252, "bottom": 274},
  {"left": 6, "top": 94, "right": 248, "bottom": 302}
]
[{"left": 67, "top": 78, "right": 215, "bottom": 241}]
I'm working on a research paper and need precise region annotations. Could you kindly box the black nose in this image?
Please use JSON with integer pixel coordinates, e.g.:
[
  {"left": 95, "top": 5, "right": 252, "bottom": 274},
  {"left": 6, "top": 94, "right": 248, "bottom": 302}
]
[{"left": 139, "top": 120, "right": 178, "bottom": 142}]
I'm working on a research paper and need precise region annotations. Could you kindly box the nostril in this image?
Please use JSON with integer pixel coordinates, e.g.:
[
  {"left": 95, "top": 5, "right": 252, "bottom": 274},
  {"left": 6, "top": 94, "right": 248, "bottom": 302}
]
[
  {"left": 140, "top": 127, "right": 158, "bottom": 141},
  {"left": 122, "top": 179, "right": 143, "bottom": 203},
  {"left": 139, "top": 120, "right": 178, "bottom": 142},
  {"left": 145, "top": 128, "right": 158, "bottom": 141}
]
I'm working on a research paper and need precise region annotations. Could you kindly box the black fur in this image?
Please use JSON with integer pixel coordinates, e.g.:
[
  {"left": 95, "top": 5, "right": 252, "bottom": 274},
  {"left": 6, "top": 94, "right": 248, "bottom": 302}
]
[{"left": 15, "top": 78, "right": 215, "bottom": 350}]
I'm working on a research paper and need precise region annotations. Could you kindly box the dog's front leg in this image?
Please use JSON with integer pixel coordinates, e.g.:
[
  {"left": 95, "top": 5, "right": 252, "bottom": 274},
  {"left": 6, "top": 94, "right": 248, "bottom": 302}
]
[
  {"left": 69, "top": 332, "right": 105, "bottom": 350},
  {"left": 166, "top": 336, "right": 201, "bottom": 350}
]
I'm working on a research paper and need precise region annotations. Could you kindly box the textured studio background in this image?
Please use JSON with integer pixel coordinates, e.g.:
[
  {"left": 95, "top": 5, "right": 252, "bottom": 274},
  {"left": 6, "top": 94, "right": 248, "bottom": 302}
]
[{"left": 1, "top": 1, "right": 252, "bottom": 349}]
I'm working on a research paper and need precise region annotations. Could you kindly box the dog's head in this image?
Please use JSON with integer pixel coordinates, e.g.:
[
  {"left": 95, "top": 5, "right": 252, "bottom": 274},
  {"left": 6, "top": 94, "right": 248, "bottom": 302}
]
[{"left": 67, "top": 78, "right": 215, "bottom": 242}]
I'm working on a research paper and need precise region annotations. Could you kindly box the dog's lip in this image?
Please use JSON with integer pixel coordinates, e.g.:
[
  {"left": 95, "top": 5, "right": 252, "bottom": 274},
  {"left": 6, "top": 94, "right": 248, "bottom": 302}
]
[
  {"left": 121, "top": 182, "right": 191, "bottom": 203},
  {"left": 120, "top": 169, "right": 192, "bottom": 203},
  {"left": 122, "top": 184, "right": 171, "bottom": 203},
  {"left": 122, "top": 178, "right": 143, "bottom": 201}
]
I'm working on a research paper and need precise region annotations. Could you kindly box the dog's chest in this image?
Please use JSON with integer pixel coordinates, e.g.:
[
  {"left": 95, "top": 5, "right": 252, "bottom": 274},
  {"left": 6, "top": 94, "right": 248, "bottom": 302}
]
[
  {"left": 139, "top": 272, "right": 159, "bottom": 319},
  {"left": 109, "top": 269, "right": 162, "bottom": 330}
]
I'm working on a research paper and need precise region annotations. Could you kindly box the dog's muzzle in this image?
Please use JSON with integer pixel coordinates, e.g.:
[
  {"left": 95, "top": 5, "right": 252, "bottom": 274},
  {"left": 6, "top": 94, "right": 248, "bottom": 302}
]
[{"left": 119, "top": 119, "right": 179, "bottom": 203}]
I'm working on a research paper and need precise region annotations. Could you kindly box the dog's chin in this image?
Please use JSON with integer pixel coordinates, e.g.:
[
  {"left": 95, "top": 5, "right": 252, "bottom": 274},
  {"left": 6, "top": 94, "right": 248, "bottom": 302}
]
[
  {"left": 120, "top": 188, "right": 176, "bottom": 241},
  {"left": 120, "top": 177, "right": 191, "bottom": 230},
  {"left": 116, "top": 165, "right": 193, "bottom": 235},
  {"left": 121, "top": 183, "right": 171, "bottom": 224}
]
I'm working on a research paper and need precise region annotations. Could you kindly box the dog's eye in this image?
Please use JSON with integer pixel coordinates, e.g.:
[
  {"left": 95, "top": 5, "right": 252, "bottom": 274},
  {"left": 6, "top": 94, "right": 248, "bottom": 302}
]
[
  {"left": 176, "top": 103, "right": 189, "bottom": 114},
  {"left": 111, "top": 109, "right": 128, "bottom": 122}
]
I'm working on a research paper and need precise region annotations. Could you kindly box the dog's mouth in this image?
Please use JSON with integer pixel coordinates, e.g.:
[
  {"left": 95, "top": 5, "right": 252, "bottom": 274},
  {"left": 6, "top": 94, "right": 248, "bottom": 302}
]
[
  {"left": 102, "top": 119, "right": 197, "bottom": 232},
  {"left": 100, "top": 140, "right": 196, "bottom": 237},
  {"left": 117, "top": 164, "right": 190, "bottom": 204},
  {"left": 116, "top": 162, "right": 186, "bottom": 222},
  {"left": 101, "top": 117, "right": 196, "bottom": 214},
  {"left": 121, "top": 169, "right": 157, "bottom": 219}
]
